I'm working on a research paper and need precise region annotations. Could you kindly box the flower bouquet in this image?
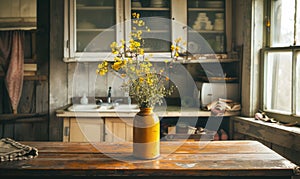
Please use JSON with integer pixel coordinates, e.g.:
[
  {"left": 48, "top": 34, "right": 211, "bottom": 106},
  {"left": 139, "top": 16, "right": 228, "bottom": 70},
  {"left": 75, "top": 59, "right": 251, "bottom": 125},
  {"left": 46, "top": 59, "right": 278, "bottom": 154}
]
[{"left": 96, "top": 13, "right": 176, "bottom": 108}]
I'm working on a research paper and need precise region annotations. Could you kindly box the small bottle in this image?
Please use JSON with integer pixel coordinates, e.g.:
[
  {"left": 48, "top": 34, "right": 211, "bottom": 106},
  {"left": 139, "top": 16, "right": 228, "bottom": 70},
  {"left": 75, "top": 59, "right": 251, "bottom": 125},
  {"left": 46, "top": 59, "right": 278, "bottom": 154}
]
[
  {"left": 80, "top": 93, "right": 88, "bottom": 104},
  {"left": 125, "top": 92, "right": 131, "bottom": 105}
]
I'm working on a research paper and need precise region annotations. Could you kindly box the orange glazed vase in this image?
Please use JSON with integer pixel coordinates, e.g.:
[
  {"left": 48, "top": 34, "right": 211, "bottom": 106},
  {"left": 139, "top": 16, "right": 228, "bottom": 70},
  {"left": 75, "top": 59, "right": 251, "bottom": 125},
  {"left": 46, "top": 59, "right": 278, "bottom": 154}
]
[{"left": 133, "top": 107, "right": 160, "bottom": 159}]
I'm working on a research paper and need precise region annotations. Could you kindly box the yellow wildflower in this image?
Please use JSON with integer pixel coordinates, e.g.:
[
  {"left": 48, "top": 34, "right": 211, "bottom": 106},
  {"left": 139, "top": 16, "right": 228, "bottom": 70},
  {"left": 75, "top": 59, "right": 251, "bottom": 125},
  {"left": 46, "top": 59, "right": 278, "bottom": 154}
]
[
  {"left": 130, "top": 66, "right": 135, "bottom": 72},
  {"left": 112, "top": 61, "right": 122, "bottom": 71},
  {"left": 175, "top": 37, "right": 182, "bottom": 43},
  {"left": 140, "top": 48, "right": 144, "bottom": 55},
  {"left": 146, "top": 78, "right": 153, "bottom": 86},
  {"left": 114, "top": 56, "right": 122, "bottom": 62},
  {"left": 99, "top": 69, "right": 107, "bottom": 76},
  {"left": 139, "top": 77, "right": 144, "bottom": 82},
  {"left": 96, "top": 13, "right": 175, "bottom": 108},
  {"left": 132, "top": 12, "right": 136, "bottom": 18},
  {"left": 171, "top": 45, "right": 175, "bottom": 51}
]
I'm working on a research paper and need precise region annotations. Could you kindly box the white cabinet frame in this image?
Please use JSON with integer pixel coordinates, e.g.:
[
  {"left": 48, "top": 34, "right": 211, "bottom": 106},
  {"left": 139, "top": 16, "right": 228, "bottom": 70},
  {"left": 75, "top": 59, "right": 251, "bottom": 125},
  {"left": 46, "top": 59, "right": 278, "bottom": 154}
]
[{"left": 63, "top": 0, "right": 232, "bottom": 62}]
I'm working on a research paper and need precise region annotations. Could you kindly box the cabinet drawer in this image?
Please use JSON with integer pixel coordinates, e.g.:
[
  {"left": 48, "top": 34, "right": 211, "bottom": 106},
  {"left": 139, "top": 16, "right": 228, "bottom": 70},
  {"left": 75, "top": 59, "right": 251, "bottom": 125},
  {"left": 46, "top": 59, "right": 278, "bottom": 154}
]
[
  {"left": 69, "top": 118, "right": 104, "bottom": 142},
  {"left": 105, "top": 117, "right": 133, "bottom": 142}
]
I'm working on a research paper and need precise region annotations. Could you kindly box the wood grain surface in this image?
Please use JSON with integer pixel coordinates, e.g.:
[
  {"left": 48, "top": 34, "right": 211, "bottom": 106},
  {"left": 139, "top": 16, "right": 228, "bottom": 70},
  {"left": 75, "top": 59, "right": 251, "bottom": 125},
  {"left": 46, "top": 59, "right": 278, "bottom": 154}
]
[{"left": 0, "top": 140, "right": 298, "bottom": 178}]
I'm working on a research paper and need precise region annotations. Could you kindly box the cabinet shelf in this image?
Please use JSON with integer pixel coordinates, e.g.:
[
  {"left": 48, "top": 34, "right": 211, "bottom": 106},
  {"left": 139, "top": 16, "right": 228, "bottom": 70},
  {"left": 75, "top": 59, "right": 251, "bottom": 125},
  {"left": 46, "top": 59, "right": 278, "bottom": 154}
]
[
  {"left": 189, "top": 30, "right": 224, "bottom": 34},
  {"left": 173, "top": 58, "right": 239, "bottom": 64},
  {"left": 77, "top": 28, "right": 114, "bottom": 32},
  {"left": 142, "top": 30, "right": 169, "bottom": 33},
  {"left": 131, "top": 7, "right": 170, "bottom": 11},
  {"left": 77, "top": 6, "right": 114, "bottom": 10},
  {"left": 188, "top": 8, "right": 224, "bottom": 12}
]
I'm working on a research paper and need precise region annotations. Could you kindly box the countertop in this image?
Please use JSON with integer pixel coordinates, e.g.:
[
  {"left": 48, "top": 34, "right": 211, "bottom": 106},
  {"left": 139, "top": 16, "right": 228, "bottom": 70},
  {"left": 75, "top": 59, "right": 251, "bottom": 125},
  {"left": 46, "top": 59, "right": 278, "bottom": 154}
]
[
  {"left": 0, "top": 140, "right": 298, "bottom": 178},
  {"left": 56, "top": 105, "right": 240, "bottom": 118}
]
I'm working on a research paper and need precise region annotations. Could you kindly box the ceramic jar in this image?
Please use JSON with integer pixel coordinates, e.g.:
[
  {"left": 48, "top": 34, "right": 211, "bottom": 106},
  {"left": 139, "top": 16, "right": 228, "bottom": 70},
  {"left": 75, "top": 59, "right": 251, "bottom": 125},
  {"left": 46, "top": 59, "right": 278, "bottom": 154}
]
[{"left": 133, "top": 107, "right": 160, "bottom": 159}]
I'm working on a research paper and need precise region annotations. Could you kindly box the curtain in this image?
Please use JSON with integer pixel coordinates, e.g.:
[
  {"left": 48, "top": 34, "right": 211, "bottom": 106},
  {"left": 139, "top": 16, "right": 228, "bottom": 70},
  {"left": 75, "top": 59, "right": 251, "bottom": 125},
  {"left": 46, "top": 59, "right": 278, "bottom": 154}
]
[{"left": 0, "top": 31, "right": 25, "bottom": 114}]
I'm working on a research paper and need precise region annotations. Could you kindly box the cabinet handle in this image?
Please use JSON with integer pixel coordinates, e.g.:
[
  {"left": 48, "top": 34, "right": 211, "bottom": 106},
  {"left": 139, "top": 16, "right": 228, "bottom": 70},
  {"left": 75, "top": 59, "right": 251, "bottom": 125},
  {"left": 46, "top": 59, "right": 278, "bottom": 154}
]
[
  {"left": 64, "top": 127, "right": 70, "bottom": 136},
  {"left": 66, "top": 40, "right": 69, "bottom": 48}
]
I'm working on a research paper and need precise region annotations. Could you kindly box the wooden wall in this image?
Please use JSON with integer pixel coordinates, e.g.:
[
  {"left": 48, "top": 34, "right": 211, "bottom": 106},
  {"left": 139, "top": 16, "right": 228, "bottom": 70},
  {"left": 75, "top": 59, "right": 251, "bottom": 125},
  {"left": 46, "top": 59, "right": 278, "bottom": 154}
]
[
  {"left": 0, "top": 0, "right": 49, "bottom": 141},
  {"left": 48, "top": 0, "right": 67, "bottom": 141}
]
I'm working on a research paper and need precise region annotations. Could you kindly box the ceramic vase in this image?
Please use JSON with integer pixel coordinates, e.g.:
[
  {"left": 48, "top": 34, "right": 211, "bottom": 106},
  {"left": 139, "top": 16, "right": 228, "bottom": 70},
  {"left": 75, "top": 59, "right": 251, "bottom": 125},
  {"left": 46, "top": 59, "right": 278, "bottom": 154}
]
[{"left": 133, "top": 107, "right": 160, "bottom": 159}]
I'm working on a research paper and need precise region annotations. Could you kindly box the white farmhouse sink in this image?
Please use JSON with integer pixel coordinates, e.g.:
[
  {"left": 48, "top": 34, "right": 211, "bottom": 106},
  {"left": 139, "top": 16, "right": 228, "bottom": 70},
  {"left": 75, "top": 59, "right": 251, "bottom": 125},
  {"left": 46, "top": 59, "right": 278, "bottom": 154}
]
[
  {"left": 112, "top": 104, "right": 139, "bottom": 112},
  {"left": 68, "top": 103, "right": 139, "bottom": 112},
  {"left": 68, "top": 104, "right": 105, "bottom": 112}
]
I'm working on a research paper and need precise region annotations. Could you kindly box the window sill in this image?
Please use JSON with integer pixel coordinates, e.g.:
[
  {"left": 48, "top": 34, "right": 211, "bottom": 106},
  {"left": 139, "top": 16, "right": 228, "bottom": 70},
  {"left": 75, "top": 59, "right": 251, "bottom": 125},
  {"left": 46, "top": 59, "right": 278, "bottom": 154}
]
[
  {"left": 230, "top": 116, "right": 300, "bottom": 165},
  {"left": 231, "top": 116, "right": 300, "bottom": 135}
]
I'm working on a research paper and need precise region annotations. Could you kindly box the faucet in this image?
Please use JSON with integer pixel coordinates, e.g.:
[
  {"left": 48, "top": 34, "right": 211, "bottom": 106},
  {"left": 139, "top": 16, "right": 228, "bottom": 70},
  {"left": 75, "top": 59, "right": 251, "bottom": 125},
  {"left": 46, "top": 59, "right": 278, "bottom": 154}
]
[
  {"left": 95, "top": 99, "right": 103, "bottom": 105},
  {"left": 107, "top": 86, "right": 112, "bottom": 103}
]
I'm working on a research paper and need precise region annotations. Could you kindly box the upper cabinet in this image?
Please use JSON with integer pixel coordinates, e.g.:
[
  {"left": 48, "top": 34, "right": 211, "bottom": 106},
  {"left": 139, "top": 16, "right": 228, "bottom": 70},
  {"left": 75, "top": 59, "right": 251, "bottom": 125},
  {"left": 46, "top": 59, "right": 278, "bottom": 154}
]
[
  {"left": 64, "top": 0, "right": 232, "bottom": 62},
  {"left": 129, "top": 0, "right": 172, "bottom": 53},
  {"left": 76, "top": 0, "right": 116, "bottom": 52},
  {"left": 0, "top": 0, "right": 36, "bottom": 29},
  {"left": 187, "top": 0, "right": 226, "bottom": 54}
]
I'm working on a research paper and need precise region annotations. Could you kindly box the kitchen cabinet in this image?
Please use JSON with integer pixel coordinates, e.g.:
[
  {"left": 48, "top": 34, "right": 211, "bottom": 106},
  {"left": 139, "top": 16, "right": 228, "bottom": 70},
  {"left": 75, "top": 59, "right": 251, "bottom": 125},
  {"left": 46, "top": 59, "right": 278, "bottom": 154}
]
[
  {"left": 63, "top": 0, "right": 232, "bottom": 62},
  {"left": 63, "top": 117, "right": 104, "bottom": 142},
  {"left": 0, "top": 0, "right": 36, "bottom": 29},
  {"left": 104, "top": 117, "right": 133, "bottom": 142},
  {"left": 187, "top": 0, "right": 226, "bottom": 54},
  {"left": 63, "top": 117, "right": 132, "bottom": 142}
]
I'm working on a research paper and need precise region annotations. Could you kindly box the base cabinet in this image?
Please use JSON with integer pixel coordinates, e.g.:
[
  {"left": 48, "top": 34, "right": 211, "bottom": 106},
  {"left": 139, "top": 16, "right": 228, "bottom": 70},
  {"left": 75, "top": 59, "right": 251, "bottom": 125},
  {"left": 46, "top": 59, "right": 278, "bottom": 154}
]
[
  {"left": 63, "top": 117, "right": 133, "bottom": 142},
  {"left": 63, "top": 118, "right": 104, "bottom": 142},
  {"left": 105, "top": 118, "right": 133, "bottom": 142}
]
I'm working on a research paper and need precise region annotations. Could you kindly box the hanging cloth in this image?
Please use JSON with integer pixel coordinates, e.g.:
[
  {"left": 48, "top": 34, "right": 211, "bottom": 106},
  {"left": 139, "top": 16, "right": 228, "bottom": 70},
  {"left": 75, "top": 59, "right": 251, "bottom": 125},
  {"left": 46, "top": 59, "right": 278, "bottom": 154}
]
[{"left": 0, "top": 31, "right": 25, "bottom": 114}]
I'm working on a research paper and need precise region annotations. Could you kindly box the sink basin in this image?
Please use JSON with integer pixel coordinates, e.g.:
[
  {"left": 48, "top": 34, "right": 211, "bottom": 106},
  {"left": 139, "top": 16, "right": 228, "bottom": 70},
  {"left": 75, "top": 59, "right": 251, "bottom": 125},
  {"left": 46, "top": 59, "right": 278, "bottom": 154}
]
[
  {"left": 112, "top": 104, "right": 139, "bottom": 112},
  {"left": 68, "top": 103, "right": 139, "bottom": 112},
  {"left": 68, "top": 104, "right": 104, "bottom": 112}
]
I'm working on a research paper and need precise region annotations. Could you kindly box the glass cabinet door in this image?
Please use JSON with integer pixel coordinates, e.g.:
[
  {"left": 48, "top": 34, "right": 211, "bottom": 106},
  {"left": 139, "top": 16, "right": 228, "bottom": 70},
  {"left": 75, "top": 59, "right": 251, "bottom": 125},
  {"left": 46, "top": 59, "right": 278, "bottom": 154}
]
[
  {"left": 187, "top": 0, "right": 226, "bottom": 54},
  {"left": 64, "top": 0, "right": 231, "bottom": 61},
  {"left": 129, "top": 0, "right": 171, "bottom": 53},
  {"left": 75, "top": 0, "right": 116, "bottom": 53}
]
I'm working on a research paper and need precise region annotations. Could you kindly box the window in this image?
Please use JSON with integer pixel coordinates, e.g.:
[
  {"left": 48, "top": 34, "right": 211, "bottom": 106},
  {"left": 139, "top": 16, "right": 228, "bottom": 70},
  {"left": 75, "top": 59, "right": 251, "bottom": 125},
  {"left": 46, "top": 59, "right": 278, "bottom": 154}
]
[
  {"left": 262, "top": 0, "right": 300, "bottom": 116},
  {"left": 296, "top": 52, "right": 300, "bottom": 115}
]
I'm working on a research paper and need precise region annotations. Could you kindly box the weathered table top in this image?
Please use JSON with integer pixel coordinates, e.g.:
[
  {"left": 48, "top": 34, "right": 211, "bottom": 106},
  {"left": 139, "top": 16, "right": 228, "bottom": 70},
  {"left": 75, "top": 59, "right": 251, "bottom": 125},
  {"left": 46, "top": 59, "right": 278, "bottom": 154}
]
[{"left": 0, "top": 140, "right": 298, "bottom": 178}]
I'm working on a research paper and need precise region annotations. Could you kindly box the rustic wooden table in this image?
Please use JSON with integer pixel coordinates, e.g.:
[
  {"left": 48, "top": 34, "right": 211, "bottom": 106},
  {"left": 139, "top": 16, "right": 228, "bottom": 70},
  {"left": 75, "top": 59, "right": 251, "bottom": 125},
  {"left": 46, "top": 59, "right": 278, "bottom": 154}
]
[{"left": 0, "top": 140, "right": 298, "bottom": 178}]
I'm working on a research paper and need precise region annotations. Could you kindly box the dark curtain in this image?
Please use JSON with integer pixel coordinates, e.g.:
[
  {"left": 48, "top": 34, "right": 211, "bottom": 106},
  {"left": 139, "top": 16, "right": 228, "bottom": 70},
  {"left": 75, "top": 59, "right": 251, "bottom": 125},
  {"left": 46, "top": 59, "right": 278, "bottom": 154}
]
[{"left": 0, "top": 31, "right": 25, "bottom": 114}]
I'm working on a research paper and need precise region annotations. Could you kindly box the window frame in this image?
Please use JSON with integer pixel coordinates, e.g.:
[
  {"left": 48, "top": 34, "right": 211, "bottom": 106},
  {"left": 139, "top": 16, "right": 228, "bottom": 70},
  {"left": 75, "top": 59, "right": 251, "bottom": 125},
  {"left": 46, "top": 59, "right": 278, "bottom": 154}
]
[{"left": 261, "top": 0, "right": 300, "bottom": 123}]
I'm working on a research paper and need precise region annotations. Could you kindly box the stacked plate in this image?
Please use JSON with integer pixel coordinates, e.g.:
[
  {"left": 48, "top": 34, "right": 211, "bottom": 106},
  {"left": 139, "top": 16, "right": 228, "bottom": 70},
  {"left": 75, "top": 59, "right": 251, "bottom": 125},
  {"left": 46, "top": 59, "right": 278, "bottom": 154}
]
[
  {"left": 214, "top": 13, "right": 224, "bottom": 31},
  {"left": 192, "top": 13, "right": 213, "bottom": 30},
  {"left": 151, "top": 0, "right": 166, "bottom": 7}
]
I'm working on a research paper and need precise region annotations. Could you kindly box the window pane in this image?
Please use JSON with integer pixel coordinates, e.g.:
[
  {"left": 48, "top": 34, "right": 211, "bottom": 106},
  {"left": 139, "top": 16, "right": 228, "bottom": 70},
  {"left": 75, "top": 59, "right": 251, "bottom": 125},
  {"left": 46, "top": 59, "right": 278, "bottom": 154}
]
[
  {"left": 297, "top": 0, "right": 300, "bottom": 45},
  {"left": 270, "top": 0, "right": 295, "bottom": 47},
  {"left": 296, "top": 53, "right": 300, "bottom": 115},
  {"left": 264, "top": 52, "right": 292, "bottom": 114},
  {"left": 76, "top": 0, "right": 116, "bottom": 52}
]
